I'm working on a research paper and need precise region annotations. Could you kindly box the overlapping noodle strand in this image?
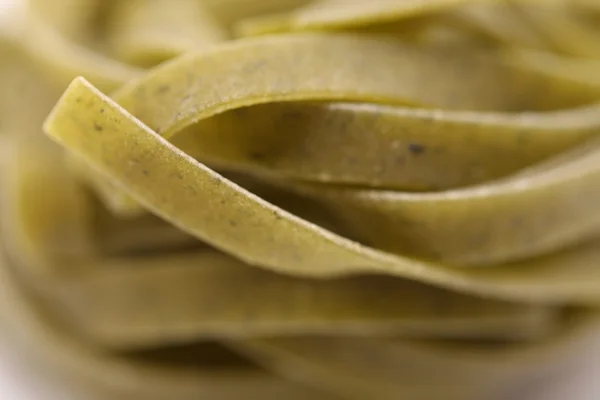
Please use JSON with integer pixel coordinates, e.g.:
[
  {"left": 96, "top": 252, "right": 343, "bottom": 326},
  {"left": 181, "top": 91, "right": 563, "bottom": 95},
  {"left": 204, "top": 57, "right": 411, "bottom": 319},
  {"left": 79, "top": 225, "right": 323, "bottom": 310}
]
[{"left": 1, "top": 1, "right": 600, "bottom": 399}]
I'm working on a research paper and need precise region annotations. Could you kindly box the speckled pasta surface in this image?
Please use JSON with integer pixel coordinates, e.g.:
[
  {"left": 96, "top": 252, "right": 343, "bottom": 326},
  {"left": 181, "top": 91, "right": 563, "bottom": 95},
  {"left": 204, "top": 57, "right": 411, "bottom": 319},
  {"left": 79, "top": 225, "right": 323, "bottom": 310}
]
[{"left": 2, "top": 0, "right": 600, "bottom": 399}]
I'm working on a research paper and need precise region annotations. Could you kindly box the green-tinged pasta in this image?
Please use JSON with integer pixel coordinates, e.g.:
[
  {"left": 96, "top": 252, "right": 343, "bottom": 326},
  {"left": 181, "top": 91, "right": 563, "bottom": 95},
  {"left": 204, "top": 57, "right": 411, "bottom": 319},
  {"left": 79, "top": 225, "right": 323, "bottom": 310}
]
[
  {"left": 26, "top": 0, "right": 102, "bottom": 39},
  {"left": 20, "top": 11, "right": 142, "bottom": 92},
  {"left": 0, "top": 136, "right": 97, "bottom": 268},
  {"left": 111, "top": 33, "right": 599, "bottom": 127},
  {"left": 232, "top": 314, "right": 600, "bottom": 400},
  {"left": 171, "top": 102, "right": 600, "bottom": 190},
  {"left": 3, "top": 1, "right": 600, "bottom": 399},
  {"left": 509, "top": 0, "right": 600, "bottom": 58},
  {"left": 1, "top": 136, "right": 556, "bottom": 349},
  {"left": 0, "top": 247, "right": 335, "bottom": 400},
  {"left": 50, "top": 31, "right": 600, "bottom": 265},
  {"left": 0, "top": 38, "right": 62, "bottom": 133},
  {"left": 451, "top": 1, "right": 549, "bottom": 50},
  {"left": 92, "top": 207, "right": 202, "bottom": 256},
  {"left": 506, "top": 47, "right": 600, "bottom": 88},
  {"left": 107, "top": 0, "right": 226, "bottom": 67},
  {"left": 238, "top": 0, "right": 475, "bottom": 36},
  {"left": 65, "top": 155, "right": 148, "bottom": 216},
  {"left": 202, "top": 0, "right": 313, "bottom": 32},
  {"left": 44, "top": 78, "right": 600, "bottom": 304},
  {"left": 238, "top": 0, "right": 600, "bottom": 60},
  {"left": 65, "top": 32, "right": 600, "bottom": 214},
  {"left": 65, "top": 152, "right": 202, "bottom": 255},
  {"left": 292, "top": 136, "right": 600, "bottom": 265}
]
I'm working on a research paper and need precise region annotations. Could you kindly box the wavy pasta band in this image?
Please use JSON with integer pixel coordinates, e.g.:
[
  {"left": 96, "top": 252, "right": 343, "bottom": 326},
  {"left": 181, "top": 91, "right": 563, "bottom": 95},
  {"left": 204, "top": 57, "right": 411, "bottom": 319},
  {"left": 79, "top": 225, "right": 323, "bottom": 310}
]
[{"left": 1, "top": 1, "right": 600, "bottom": 399}]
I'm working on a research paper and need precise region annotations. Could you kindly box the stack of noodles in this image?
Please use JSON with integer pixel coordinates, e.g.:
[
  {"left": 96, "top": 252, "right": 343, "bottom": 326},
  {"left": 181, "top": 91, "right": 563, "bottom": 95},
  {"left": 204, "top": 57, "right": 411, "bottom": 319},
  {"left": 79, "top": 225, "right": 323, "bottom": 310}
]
[{"left": 2, "top": 0, "right": 600, "bottom": 399}]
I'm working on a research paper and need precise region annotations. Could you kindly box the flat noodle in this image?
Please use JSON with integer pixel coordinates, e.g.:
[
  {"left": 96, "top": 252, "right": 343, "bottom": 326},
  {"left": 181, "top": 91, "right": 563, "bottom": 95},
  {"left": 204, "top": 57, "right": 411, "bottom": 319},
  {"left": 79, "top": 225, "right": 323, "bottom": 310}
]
[
  {"left": 0, "top": 137, "right": 97, "bottom": 268},
  {"left": 0, "top": 38, "right": 62, "bottom": 134},
  {"left": 66, "top": 33, "right": 600, "bottom": 214},
  {"left": 44, "top": 78, "right": 600, "bottom": 304},
  {"left": 202, "top": 0, "right": 313, "bottom": 32},
  {"left": 26, "top": 0, "right": 101, "bottom": 38},
  {"left": 107, "top": 0, "right": 226, "bottom": 67},
  {"left": 507, "top": 47, "right": 600, "bottom": 88},
  {"left": 21, "top": 6, "right": 142, "bottom": 92},
  {"left": 51, "top": 32, "right": 600, "bottom": 265},
  {"left": 111, "top": 33, "right": 597, "bottom": 123},
  {"left": 38, "top": 253, "right": 561, "bottom": 348},
  {"left": 171, "top": 102, "right": 600, "bottom": 190},
  {"left": 0, "top": 247, "right": 334, "bottom": 400},
  {"left": 451, "top": 1, "right": 550, "bottom": 50},
  {"left": 232, "top": 314, "right": 600, "bottom": 400},
  {"left": 92, "top": 208, "right": 202, "bottom": 256},
  {"left": 65, "top": 156, "right": 144, "bottom": 216},
  {"left": 238, "top": 0, "right": 475, "bottom": 35},
  {"left": 0, "top": 136, "right": 555, "bottom": 348},
  {"left": 65, "top": 153, "right": 202, "bottom": 255},
  {"left": 508, "top": 0, "right": 600, "bottom": 58},
  {"left": 293, "top": 137, "right": 600, "bottom": 265},
  {"left": 2, "top": 1, "right": 600, "bottom": 399}
]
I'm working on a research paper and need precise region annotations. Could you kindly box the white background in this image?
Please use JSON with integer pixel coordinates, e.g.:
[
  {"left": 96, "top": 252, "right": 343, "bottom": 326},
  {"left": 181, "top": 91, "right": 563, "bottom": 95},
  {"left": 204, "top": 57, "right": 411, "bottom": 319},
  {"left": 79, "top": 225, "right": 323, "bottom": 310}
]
[{"left": 0, "top": 0, "right": 598, "bottom": 398}]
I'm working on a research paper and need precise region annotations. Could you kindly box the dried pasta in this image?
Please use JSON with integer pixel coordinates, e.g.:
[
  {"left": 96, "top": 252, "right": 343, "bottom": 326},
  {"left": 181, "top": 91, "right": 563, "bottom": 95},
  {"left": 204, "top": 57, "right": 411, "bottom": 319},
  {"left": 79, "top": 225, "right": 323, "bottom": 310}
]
[{"left": 2, "top": 1, "right": 600, "bottom": 399}]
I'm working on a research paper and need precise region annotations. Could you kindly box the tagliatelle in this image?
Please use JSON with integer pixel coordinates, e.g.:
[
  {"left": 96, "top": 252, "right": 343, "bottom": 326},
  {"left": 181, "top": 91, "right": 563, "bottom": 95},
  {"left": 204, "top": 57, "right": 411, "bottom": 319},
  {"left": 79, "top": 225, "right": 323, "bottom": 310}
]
[
  {"left": 26, "top": 0, "right": 102, "bottom": 38},
  {"left": 62, "top": 32, "right": 600, "bottom": 214},
  {"left": 62, "top": 31, "right": 600, "bottom": 218},
  {"left": 171, "top": 102, "right": 600, "bottom": 191},
  {"left": 450, "top": 1, "right": 549, "bottom": 50},
  {"left": 0, "top": 245, "right": 335, "bottom": 400},
  {"left": 92, "top": 207, "right": 202, "bottom": 256},
  {"left": 293, "top": 136, "right": 600, "bottom": 266},
  {"left": 202, "top": 0, "right": 314, "bottom": 32},
  {"left": 231, "top": 314, "right": 600, "bottom": 400},
  {"left": 1, "top": 136, "right": 557, "bottom": 350},
  {"left": 0, "top": 39, "right": 62, "bottom": 134},
  {"left": 508, "top": 0, "right": 600, "bottom": 58},
  {"left": 107, "top": 0, "right": 226, "bottom": 68},
  {"left": 1, "top": 1, "right": 600, "bottom": 399},
  {"left": 237, "top": 0, "right": 475, "bottom": 36},
  {"left": 20, "top": 8, "right": 142, "bottom": 92},
  {"left": 45, "top": 78, "right": 600, "bottom": 305}
]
